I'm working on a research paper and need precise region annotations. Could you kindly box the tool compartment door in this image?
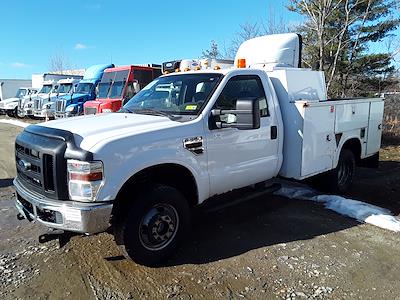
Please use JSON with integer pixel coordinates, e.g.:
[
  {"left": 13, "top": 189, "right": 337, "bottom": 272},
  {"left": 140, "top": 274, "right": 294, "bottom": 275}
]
[
  {"left": 366, "top": 101, "right": 384, "bottom": 155},
  {"left": 301, "top": 105, "right": 336, "bottom": 177}
]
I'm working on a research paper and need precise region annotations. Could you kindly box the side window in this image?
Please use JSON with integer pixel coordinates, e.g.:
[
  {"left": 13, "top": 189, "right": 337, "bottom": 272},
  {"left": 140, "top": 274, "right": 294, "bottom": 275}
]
[{"left": 214, "top": 75, "right": 269, "bottom": 117}]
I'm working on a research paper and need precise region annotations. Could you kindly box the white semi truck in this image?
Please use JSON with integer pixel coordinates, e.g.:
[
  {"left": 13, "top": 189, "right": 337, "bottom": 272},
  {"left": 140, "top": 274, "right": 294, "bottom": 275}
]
[
  {"left": 32, "top": 78, "right": 81, "bottom": 119},
  {"left": 13, "top": 33, "right": 384, "bottom": 266},
  {"left": 0, "top": 87, "right": 38, "bottom": 117}
]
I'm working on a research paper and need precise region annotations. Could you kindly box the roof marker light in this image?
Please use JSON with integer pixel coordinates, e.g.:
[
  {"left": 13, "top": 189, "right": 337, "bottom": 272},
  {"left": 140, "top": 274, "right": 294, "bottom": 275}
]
[{"left": 237, "top": 58, "right": 246, "bottom": 68}]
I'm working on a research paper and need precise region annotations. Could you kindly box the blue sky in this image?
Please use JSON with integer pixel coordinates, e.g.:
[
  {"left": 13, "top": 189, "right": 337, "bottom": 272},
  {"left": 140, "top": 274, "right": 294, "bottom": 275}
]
[
  {"left": 0, "top": 0, "right": 301, "bottom": 78},
  {"left": 1, "top": 0, "right": 398, "bottom": 79}
]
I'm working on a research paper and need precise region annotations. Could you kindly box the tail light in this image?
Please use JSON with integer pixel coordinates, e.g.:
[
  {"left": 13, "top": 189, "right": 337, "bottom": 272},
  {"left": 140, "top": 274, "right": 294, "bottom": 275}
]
[{"left": 67, "top": 160, "right": 104, "bottom": 202}]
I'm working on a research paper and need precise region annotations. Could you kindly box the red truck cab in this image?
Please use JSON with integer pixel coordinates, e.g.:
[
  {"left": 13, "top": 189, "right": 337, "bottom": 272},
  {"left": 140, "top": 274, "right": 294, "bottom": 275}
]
[{"left": 84, "top": 65, "right": 161, "bottom": 114}]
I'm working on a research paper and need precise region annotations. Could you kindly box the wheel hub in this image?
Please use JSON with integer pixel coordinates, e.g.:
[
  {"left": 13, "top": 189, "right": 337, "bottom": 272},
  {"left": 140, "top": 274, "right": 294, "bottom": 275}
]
[{"left": 139, "top": 204, "right": 179, "bottom": 250}]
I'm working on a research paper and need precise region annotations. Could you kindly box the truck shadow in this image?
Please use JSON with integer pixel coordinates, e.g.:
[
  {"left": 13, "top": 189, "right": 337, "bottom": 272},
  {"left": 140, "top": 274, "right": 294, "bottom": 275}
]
[
  {"left": 0, "top": 178, "right": 14, "bottom": 188},
  {"left": 163, "top": 160, "right": 400, "bottom": 266},
  {"left": 164, "top": 195, "right": 358, "bottom": 266}
]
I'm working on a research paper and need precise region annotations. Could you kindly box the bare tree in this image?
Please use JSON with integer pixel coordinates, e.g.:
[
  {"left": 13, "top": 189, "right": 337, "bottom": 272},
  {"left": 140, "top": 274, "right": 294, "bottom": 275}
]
[
  {"left": 202, "top": 40, "right": 221, "bottom": 59},
  {"left": 229, "top": 6, "right": 292, "bottom": 57},
  {"left": 48, "top": 51, "right": 72, "bottom": 74}
]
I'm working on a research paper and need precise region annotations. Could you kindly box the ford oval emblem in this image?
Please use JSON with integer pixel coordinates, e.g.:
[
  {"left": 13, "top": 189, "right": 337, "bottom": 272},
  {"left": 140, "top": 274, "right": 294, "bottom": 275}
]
[
  {"left": 18, "top": 159, "right": 31, "bottom": 171},
  {"left": 166, "top": 63, "right": 172, "bottom": 67}
]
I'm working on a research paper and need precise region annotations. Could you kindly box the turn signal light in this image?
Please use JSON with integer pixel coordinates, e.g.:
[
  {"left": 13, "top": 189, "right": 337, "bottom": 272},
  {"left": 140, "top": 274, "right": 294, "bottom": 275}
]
[
  {"left": 213, "top": 66, "right": 221, "bottom": 70},
  {"left": 70, "top": 172, "right": 103, "bottom": 181},
  {"left": 237, "top": 58, "right": 246, "bottom": 68}
]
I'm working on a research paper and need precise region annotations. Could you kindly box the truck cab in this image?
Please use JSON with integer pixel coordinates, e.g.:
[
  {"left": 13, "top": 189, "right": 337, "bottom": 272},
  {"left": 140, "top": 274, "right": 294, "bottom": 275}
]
[
  {"left": 83, "top": 65, "right": 161, "bottom": 115},
  {"left": 54, "top": 64, "right": 114, "bottom": 118},
  {"left": 38, "top": 78, "right": 81, "bottom": 119},
  {"left": 32, "top": 81, "right": 59, "bottom": 118},
  {"left": 0, "top": 87, "right": 38, "bottom": 117}
]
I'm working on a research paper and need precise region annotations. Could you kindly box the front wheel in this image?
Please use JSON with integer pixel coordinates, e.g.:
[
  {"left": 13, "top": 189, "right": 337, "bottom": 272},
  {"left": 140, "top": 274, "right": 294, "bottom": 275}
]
[
  {"left": 114, "top": 184, "right": 191, "bottom": 266},
  {"left": 16, "top": 108, "right": 25, "bottom": 119}
]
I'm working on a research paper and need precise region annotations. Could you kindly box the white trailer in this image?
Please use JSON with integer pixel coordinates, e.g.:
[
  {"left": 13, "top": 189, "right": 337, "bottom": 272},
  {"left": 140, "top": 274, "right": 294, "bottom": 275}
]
[{"left": 0, "top": 79, "right": 32, "bottom": 102}]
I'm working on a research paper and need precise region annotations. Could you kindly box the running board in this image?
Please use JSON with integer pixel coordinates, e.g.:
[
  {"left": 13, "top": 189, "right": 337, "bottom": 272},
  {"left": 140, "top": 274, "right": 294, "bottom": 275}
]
[{"left": 201, "top": 183, "right": 281, "bottom": 213}]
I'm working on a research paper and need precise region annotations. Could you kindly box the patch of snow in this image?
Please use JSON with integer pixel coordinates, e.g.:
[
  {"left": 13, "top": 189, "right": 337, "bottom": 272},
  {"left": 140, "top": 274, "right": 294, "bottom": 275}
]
[
  {"left": 274, "top": 184, "right": 400, "bottom": 232},
  {"left": 0, "top": 119, "right": 29, "bottom": 128}
]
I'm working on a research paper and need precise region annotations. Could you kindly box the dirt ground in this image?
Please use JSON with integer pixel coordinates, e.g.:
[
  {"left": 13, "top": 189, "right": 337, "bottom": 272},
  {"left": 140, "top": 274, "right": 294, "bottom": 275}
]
[{"left": 1, "top": 117, "right": 400, "bottom": 300}]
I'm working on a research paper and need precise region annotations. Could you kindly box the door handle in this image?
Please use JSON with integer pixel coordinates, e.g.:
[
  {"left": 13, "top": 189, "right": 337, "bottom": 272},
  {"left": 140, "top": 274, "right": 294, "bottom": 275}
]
[{"left": 271, "top": 126, "right": 278, "bottom": 140}]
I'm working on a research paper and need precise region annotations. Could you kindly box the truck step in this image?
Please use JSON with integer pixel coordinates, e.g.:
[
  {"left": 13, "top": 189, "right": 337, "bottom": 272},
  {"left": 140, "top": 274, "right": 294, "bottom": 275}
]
[{"left": 201, "top": 183, "right": 281, "bottom": 213}]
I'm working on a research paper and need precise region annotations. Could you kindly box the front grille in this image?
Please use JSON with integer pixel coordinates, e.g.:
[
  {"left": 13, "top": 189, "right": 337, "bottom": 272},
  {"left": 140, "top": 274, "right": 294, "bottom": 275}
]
[
  {"left": 43, "top": 154, "right": 54, "bottom": 191},
  {"left": 18, "top": 98, "right": 23, "bottom": 109},
  {"left": 34, "top": 98, "right": 41, "bottom": 110},
  {"left": 15, "top": 131, "right": 68, "bottom": 200},
  {"left": 84, "top": 106, "right": 97, "bottom": 115},
  {"left": 56, "top": 99, "right": 65, "bottom": 112}
]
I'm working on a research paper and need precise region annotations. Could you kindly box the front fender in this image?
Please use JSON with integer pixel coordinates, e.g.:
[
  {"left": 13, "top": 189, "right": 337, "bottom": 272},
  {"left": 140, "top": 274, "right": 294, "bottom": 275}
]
[{"left": 92, "top": 121, "right": 210, "bottom": 204}]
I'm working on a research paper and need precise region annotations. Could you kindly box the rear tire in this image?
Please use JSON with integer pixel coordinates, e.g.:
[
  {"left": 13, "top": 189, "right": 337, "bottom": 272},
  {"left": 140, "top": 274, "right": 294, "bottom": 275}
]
[
  {"left": 325, "top": 149, "right": 356, "bottom": 193},
  {"left": 114, "top": 184, "right": 190, "bottom": 266}
]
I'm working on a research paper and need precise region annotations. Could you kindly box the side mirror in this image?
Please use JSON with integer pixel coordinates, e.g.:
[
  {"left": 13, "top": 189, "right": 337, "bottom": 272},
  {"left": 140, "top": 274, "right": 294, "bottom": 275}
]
[
  {"left": 211, "top": 98, "right": 260, "bottom": 130},
  {"left": 133, "top": 81, "right": 140, "bottom": 93}
]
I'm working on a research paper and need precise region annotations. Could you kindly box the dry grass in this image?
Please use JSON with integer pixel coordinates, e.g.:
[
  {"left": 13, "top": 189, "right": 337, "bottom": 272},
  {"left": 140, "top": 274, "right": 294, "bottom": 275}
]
[{"left": 382, "top": 94, "right": 400, "bottom": 145}]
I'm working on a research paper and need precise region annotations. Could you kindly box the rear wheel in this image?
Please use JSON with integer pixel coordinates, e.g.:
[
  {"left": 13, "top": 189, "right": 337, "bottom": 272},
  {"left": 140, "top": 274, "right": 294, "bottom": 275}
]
[
  {"left": 326, "top": 149, "right": 356, "bottom": 193},
  {"left": 6, "top": 109, "right": 14, "bottom": 117},
  {"left": 114, "top": 184, "right": 190, "bottom": 266}
]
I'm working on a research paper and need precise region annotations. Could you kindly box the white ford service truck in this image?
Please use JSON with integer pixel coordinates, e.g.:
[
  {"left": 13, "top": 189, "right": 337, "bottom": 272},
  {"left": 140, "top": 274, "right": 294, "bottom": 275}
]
[{"left": 13, "top": 33, "right": 384, "bottom": 266}]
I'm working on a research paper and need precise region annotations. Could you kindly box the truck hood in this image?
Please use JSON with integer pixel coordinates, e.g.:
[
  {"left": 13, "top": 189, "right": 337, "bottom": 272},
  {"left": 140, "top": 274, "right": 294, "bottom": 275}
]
[
  {"left": 60, "top": 93, "right": 88, "bottom": 102},
  {"left": 1, "top": 97, "right": 19, "bottom": 104},
  {"left": 38, "top": 113, "right": 181, "bottom": 151}
]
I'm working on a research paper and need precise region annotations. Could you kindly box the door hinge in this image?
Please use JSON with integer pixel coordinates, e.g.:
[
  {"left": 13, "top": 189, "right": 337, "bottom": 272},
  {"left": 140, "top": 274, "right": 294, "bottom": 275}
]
[{"left": 183, "top": 136, "right": 204, "bottom": 155}]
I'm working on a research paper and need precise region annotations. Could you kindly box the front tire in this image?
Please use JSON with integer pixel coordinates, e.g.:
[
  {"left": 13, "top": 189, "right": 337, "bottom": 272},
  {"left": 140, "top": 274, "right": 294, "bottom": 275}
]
[{"left": 114, "top": 184, "right": 190, "bottom": 266}]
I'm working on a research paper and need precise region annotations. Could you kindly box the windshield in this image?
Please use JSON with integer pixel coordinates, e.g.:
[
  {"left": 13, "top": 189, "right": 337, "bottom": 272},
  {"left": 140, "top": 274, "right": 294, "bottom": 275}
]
[
  {"left": 109, "top": 81, "right": 125, "bottom": 98},
  {"left": 123, "top": 73, "right": 222, "bottom": 115},
  {"left": 58, "top": 83, "right": 73, "bottom": 94},
  {"left": 75, "top": 83, "right": 93, "bottom": 94},
  {"left": 15, "top": 89, "right": 27, "bottom": 98},
  {"left": 39, "top": 85, "right": 52, "bottom": 94}
]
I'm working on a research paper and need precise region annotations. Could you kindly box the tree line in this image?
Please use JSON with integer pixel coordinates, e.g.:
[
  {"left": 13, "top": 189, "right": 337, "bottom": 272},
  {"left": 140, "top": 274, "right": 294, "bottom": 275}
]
[{"left": 202, "top": 0, "right": 400, "bottom": 98}]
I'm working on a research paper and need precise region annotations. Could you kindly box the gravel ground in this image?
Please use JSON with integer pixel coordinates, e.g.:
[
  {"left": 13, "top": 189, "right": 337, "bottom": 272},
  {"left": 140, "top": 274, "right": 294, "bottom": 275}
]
[{"left": 1, "top": 116, "right": 400, "bottom": 300}]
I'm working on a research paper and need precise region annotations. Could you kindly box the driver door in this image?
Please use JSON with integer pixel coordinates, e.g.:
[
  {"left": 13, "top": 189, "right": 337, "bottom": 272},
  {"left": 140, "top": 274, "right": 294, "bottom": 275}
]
[{"left": 205, "top": 74, "right": 280, "bottom": 196}]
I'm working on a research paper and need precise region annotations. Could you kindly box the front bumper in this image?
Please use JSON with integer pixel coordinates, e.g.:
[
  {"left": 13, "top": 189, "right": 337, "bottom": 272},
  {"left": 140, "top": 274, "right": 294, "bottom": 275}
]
[
  {"left": 33, "top": 109, "right": 54, "bottom": 118},
  {"left": 14, "top": 178, "right": 113, "bottom": 234}
]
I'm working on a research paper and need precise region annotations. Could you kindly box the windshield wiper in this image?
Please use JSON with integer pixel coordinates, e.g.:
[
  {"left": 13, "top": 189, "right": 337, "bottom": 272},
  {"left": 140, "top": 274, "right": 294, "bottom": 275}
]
[{"left": 132, "top": 108, "right": 179, "bottom": 120}]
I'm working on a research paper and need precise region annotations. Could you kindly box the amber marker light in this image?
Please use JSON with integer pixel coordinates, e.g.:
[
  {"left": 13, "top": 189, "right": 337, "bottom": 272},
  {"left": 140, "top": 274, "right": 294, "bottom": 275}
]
[{"left": 237, "top": 58, "right": 246, "bottom": 68}]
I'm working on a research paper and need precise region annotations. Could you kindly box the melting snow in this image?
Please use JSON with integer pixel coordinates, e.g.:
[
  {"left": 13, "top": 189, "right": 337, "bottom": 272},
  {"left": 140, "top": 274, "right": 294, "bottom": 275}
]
[
  {"left": 274, "top": 184, "right": 400, "bottom": 232},
  {"left": 0, "top": 119, "right": 29, "bottom": 128}
]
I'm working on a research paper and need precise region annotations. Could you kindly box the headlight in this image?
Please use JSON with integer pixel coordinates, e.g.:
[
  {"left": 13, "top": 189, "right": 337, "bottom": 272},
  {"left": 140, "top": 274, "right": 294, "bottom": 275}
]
[
  {"left": 66, "top": 105, "right": 77, "bottom": 112},
  {"left": 102, "top": 108, "right": 112, "bottom": 113},
  {"left": 67, "top": 160, "right": 104, "bottom": 202}
]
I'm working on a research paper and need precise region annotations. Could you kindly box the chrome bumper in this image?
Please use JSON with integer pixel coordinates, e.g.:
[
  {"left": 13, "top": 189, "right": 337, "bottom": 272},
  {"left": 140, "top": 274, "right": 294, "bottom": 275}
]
[{"left": 14, "top": 178, "right": 113, "bottom": 234}]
